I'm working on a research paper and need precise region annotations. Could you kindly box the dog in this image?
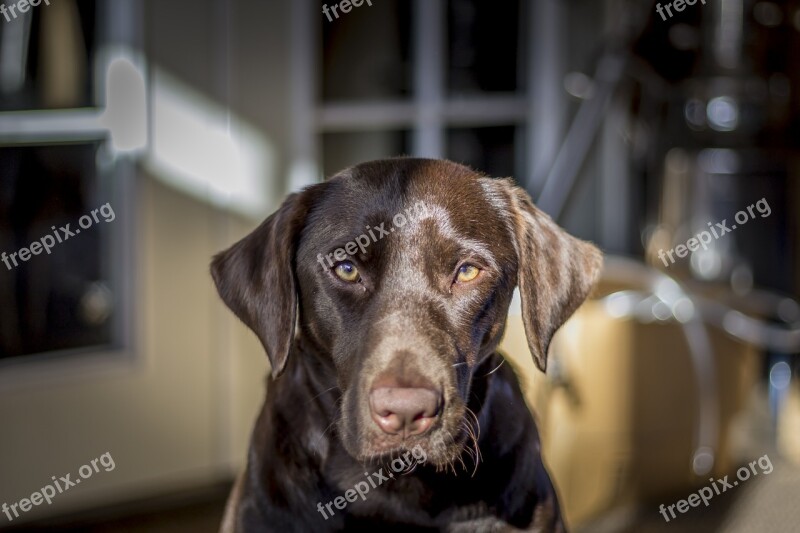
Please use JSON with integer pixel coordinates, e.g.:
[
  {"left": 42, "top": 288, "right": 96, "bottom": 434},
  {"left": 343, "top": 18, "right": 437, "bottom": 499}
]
[{"left": 211, "top": 158, "right": 602, "bottom": 532}]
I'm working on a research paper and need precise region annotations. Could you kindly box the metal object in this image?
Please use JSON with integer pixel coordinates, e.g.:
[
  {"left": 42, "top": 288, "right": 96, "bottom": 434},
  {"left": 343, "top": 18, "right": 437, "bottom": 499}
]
[{"left": 599, "top": 256, "right": 719, "bottom": 476}]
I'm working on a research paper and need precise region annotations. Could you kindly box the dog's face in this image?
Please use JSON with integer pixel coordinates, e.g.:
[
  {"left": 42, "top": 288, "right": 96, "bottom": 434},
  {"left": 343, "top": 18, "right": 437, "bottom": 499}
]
[{"left": 211, "top": 158, "right": 602, "bottom": 469}]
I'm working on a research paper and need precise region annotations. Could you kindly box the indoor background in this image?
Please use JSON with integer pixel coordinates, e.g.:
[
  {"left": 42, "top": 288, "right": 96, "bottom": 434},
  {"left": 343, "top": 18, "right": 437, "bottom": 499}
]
[{"left": 0, "top": 0, "right": 798, "bottom": 531}]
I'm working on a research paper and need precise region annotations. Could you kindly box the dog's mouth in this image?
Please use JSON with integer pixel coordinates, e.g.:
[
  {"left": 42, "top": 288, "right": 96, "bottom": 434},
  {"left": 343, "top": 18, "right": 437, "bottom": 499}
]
[
  {"left": 358, "top": 442, "right": 431, "bottom": 473},
  {"left": 335, "top": 350, "right": 483, "bottom": 471},
  {"left": 342, "top": 403, "right": 481, "bottom": 471}
]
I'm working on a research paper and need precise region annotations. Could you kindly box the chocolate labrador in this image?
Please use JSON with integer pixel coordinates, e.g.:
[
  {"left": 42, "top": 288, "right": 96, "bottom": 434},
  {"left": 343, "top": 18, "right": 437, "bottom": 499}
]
[{"left": 211, "top": 158, "right": 602, "bottom": 532}]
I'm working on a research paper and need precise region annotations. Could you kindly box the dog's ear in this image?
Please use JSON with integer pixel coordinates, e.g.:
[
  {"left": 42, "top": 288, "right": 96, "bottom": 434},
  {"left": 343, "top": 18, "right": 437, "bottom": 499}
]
[
  {"left": 503, "top": 181, "right": 603, "bottom": 372},
  {"left": 210, "top": 190, "right": 316, "bottom": 378}
]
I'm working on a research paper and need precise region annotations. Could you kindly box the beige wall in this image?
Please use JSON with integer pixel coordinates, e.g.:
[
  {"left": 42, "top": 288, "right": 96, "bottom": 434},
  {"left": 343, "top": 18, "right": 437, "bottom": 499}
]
[
  {"left": 0, "top": 176, "right": 267, "bottom": 522},
  {"left": 0, "top": 0, "right": 293, "bottom": 522}
]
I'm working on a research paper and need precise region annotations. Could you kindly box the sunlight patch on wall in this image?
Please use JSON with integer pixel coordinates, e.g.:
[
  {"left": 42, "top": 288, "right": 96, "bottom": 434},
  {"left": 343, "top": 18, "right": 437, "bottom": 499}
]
[{"left": 145, "top": 68, "right": 276, "bottom": 219}]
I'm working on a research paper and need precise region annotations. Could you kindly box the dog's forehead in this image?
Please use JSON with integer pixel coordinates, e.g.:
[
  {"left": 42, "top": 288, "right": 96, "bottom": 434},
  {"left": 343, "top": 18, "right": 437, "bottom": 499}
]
[{"left": 311, "top": 159, "right": 507, "bottom": 240}]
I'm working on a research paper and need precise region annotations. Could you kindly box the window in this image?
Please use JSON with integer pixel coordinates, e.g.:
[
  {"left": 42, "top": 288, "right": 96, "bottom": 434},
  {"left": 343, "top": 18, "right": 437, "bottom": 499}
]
[
  {"left": 0, "top": 1, "right": 97, "bottom": 112},
  {"left": 0, "top": 0, "right": 139, "bottom": 363},
  {"left": 309, "top": 0, "right": 543, "bottom": 181}
]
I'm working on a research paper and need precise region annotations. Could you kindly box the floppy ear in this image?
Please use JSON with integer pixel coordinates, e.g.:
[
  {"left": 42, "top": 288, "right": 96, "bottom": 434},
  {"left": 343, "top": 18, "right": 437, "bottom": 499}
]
[
  {"left": 505, "top": 181, "right": 603, "bottom": 372},
  {"left": 210, "top": 190, "right": 315, "bottom": 378}
]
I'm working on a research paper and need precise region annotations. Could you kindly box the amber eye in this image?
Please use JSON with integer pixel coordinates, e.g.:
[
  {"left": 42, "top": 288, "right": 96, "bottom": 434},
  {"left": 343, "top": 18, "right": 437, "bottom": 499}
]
[
  {"left": 334, "top": 261, "right": 360, "bottom": 283},
  {"left": 456, "top": 264, "right": 480, "bottom": 283}
]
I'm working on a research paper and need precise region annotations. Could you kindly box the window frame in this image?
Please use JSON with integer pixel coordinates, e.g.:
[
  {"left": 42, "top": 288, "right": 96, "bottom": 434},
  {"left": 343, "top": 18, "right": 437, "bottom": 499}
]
[
  {"left": 0, "top": 0, "right": 142, "bottom": 386},
  {"left": 291, "top": 0, "right": 567, "bottom": 193}
]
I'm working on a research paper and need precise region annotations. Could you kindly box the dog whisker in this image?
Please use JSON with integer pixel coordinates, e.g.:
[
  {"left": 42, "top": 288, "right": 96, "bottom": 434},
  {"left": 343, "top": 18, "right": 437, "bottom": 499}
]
[
  {"left": 461, "top": 407, "right": 483, "bottom": 476},
  {"left": 465, "top": 406, "right": 482, "bottom": 442},
  {"left": 306, "top": 385, "right": 339, "bottom": 405},
  {"left": 312, "top": 416, "right": 341, "bottom": 454},
  {"left": 455, "top": 449, "right": 467, "bottom": 473},
  {"left": 322, "top": 419, "right": 338, "bottom": 438},
  {"left": 479, "top": 358, "right": 505, "bottom": 377}
]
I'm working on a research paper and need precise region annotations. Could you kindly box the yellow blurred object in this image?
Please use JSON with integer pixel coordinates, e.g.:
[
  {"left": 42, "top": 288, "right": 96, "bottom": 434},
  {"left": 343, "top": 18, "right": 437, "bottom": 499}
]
[
  {"left": 499, "top": 260, "right": 759, "bottom": 529},
  {"left": 40, "top": 0, "right": 86, "bottom": 108},
  {"left": 778, "top": 382, "right": 800, "bottom": 465}
]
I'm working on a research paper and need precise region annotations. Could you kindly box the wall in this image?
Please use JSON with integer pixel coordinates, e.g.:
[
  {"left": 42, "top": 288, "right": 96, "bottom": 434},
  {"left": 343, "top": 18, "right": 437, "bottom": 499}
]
[{"left": 0, "top": 0, "right": 292, "bottom": 523}]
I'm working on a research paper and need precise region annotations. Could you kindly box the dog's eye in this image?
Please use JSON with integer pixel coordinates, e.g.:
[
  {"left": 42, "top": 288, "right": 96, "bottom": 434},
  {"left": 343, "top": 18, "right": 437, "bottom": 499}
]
[
  {"left": 456, "top": 264, "right": 480, "bottom": 283},
  {"left": 334, "top": 261, "right": 360, "bottom": 283}
]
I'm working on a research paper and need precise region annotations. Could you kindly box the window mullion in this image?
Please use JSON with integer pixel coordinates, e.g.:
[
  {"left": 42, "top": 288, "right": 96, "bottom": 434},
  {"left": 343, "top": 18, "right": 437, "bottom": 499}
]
[
  {"left": 526, "top": 0, "right": 567, "bottom": 196},
  {"left": 412, "top": 0, "right": 445, "bottom": 159}
]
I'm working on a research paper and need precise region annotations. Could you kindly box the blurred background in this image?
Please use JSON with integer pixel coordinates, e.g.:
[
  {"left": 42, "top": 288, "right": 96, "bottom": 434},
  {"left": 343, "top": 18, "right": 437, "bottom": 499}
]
[{"left": 0, "top": 0, "right": 799, "bottom": 531}]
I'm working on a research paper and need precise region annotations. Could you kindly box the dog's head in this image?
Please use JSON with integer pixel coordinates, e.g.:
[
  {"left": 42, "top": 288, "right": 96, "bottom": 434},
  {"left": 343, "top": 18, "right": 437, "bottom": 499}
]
[{"left": 211, "top": 158, "right": 602, "bottom": 468}]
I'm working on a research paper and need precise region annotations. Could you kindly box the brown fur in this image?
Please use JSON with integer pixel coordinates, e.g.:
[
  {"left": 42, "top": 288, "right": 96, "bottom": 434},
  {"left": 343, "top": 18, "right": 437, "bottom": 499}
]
[{"left": 212, "top": 158, "right": 602, "bottom": 531}]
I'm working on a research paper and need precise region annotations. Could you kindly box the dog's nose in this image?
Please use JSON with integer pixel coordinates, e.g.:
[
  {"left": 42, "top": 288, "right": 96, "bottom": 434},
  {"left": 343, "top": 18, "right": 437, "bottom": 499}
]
[{"left": 369, "top": 386, "right": 441, "bottom": 437}]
